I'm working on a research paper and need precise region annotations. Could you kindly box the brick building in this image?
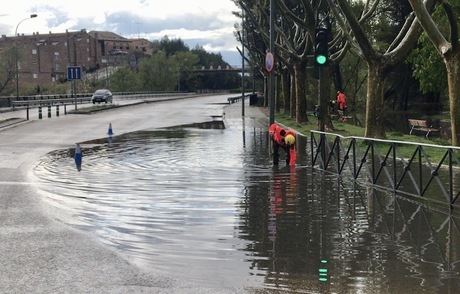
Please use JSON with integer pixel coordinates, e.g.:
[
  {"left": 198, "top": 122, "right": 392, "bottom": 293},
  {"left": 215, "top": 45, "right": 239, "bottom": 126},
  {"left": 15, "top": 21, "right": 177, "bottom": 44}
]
[{"left": 0, "top": 29, "right": 154, "bottom": 89}]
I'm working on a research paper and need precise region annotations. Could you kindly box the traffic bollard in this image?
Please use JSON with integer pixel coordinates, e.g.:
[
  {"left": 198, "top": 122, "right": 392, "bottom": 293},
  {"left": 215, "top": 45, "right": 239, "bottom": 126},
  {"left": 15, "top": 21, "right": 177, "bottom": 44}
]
[
  {"left": 64, "top": 104, "right": 67, "bottom": 115},
  {"left": 38, "top": 106, "right": 42, "bottom": 119},
  {"left": 26, "top": 105, "right": 29, "bottom": 120},
  {"left": 56, "top": 105, "right": 59, "bottom": 117},
  {"left": 48, "top": 105, "right": 51, "bottom": 118}
]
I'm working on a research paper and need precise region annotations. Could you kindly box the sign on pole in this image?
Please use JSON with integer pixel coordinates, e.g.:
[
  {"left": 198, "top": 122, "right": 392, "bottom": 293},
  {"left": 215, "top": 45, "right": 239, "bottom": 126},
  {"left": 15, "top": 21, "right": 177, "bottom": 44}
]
[
  {"left": 265, "top": 52, "right": 274, "bottom": 73},
  {"left": 67, "top": 66, "right": 82, "bottom": 80}
]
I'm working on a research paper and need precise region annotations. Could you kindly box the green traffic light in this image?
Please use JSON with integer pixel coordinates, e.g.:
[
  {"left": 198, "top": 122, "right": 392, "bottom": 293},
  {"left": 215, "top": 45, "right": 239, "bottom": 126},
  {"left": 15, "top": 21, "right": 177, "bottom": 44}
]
[{"left": 316, "top": 55, "right": 327, "bottom": 65}]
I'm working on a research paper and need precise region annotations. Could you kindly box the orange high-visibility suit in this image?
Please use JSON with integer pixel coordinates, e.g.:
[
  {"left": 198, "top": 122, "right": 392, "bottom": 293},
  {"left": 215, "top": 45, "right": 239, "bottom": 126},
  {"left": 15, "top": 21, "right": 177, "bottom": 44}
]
[{"left": 269, "top": 123, "right": 296, "bottom": 166}]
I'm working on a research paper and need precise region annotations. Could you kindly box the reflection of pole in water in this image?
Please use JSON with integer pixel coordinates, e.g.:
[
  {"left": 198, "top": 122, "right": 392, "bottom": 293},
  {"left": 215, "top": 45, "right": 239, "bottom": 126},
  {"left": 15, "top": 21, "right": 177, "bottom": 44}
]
[
  {"left": 446, "top": 218, "right": 451, "bottom": 271},
  {"left": 242, "top": 117, "right": 246, "bottom": 149}
]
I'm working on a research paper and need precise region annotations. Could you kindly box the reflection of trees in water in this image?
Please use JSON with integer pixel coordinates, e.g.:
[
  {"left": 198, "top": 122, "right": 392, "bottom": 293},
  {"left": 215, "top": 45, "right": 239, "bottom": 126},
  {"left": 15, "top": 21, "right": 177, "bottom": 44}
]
[{"left": 238, "top": 139, "right": 460, "bottom": 292}]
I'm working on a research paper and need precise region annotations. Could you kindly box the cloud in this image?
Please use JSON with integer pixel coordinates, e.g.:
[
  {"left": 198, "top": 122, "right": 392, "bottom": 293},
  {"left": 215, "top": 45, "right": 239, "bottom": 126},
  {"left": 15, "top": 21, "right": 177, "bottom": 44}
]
[{"left": 0, "top": 0, "right": 241, "bottom": 64}]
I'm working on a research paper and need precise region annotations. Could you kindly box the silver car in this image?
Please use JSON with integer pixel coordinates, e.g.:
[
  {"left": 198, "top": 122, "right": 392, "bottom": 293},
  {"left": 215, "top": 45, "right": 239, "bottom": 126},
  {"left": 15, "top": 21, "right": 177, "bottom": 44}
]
[{"left": 91, "top": 89, "right": 113, "bottom": 104}]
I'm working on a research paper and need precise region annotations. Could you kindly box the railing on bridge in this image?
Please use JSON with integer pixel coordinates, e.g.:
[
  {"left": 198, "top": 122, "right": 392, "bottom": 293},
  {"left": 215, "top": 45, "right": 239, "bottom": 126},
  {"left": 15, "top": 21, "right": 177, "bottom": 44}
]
[
  {"left": 191, "top": 65, "right": 242, "bottom": 72},
  {"left": 309, "top": 130, "right": 460, "bottom": 211}
]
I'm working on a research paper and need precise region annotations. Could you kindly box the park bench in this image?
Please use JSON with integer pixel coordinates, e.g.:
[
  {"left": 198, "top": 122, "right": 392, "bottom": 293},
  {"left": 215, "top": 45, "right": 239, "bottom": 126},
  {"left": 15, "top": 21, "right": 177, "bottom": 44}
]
[{"left": 408, "top": 119, "right": 439, "bottom": 138}]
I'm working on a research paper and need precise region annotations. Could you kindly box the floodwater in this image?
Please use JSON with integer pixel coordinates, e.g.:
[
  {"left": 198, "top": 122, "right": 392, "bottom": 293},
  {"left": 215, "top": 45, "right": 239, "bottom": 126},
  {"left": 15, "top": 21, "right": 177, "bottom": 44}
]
[{"left": 33, "top": 118, "right": 460, "bottom": 293}]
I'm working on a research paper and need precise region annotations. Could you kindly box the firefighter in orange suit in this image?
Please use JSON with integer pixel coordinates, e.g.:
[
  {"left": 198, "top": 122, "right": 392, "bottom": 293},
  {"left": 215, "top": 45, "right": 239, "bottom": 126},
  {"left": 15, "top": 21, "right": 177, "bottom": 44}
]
[{"left": 269, "top": 123, "right": 297, "bottom": 166}]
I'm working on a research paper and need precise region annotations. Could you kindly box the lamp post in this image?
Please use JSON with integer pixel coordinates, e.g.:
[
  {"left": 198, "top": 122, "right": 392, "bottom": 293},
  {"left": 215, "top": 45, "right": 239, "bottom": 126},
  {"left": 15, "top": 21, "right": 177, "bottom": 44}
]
[{"left": 15, "top": 14, "right": 37, "bottom": 100}]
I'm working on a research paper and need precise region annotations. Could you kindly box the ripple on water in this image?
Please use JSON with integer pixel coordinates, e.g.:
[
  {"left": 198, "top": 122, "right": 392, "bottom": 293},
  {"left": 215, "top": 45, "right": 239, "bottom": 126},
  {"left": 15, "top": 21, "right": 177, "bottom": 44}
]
[{"left": 33, "top": 127, "right": 460, "bottom": 292}]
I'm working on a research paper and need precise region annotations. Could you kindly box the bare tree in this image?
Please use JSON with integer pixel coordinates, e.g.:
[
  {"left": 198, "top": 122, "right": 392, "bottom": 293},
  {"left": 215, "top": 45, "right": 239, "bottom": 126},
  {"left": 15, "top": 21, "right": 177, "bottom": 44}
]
[
  {"left": 0, "top": 47, "right": 16, "bottom": 94},
  {"left": 325, "top": 0, "right": 436, "bottom": 138},
  {"left": 408, "top": 0, "right": 460, "bottom": 145}
]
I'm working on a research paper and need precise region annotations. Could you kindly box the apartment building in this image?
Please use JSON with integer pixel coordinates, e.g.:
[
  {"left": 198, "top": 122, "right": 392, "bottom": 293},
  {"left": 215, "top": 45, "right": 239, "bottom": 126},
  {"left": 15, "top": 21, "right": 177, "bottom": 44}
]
[{"left": 0, "top": 29, "right": 154, "bottom": 88}]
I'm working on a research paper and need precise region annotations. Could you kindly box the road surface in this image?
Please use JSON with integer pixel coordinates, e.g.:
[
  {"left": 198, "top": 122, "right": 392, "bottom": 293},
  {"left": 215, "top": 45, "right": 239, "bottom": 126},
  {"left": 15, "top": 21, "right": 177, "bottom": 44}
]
[{"left": 0, "top": 94, "right": 256, "bottom": 293}]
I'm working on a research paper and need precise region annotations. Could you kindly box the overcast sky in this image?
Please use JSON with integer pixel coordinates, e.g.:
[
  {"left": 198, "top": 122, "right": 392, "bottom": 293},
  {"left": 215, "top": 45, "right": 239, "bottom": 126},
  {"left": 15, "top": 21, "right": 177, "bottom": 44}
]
[{"left": 0, "top": 0, "right": 242, "bottom": 65}]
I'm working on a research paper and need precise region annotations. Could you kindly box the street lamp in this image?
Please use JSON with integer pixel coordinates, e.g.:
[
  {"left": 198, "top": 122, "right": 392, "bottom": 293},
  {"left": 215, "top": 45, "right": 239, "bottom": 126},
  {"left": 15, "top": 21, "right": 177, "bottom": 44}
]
[{"left": 15, "top": 14, "right": 37, "bottom": 100}]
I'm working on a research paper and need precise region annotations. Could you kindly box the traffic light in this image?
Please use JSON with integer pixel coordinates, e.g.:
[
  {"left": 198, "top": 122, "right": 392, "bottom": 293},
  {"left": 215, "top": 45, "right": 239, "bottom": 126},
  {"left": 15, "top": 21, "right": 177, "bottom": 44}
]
[{"left": 314, "top": 28, "right": 329, "bottom": 66}]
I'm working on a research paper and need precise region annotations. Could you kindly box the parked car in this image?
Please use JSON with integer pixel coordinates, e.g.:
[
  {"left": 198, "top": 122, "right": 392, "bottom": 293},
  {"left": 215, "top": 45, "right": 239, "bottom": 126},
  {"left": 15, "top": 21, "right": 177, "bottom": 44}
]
[{"left": 92, "top": 89, "right": 113, "bottom": 104}]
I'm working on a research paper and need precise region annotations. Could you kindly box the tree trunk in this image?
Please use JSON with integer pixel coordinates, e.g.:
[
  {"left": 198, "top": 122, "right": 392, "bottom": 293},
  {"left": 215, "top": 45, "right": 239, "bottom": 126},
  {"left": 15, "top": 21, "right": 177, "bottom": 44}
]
[
  {"left": 276, "top": 73, "right": 281, "bottom": 113},
  {"left": 290, "top": 72, "right": 296, "bottom": 118},
  {"left": 364, "top": 62, "right": 386, "bottom": 138},
  {"left": 282, "top": 70, "right": 290, "bottom": 115},
  {"left": 294, "top": 62, "right": 308, "bottom": 123},
  {"left": 445, "top": 50, "right": 460, "bottom": 146}
]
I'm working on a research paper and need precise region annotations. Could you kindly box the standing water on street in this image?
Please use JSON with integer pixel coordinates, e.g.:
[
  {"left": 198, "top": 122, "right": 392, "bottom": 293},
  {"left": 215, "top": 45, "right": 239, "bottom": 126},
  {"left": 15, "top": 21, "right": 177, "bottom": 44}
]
[{"left": 33, "top": 116, "right": 460, "bottom": 293}]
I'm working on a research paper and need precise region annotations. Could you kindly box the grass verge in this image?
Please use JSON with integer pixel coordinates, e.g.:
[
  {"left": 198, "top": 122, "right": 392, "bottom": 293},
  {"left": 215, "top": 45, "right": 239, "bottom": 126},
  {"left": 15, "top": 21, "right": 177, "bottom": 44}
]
[{"left": 276, "top": 113, "right": 460, "bottom": 163}]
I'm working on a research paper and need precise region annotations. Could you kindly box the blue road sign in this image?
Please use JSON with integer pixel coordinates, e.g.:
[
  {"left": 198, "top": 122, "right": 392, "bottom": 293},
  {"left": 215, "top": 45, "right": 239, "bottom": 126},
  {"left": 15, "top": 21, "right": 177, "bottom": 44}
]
[{"left": 67, "top": 66, "right": 82, "bottom": 80}]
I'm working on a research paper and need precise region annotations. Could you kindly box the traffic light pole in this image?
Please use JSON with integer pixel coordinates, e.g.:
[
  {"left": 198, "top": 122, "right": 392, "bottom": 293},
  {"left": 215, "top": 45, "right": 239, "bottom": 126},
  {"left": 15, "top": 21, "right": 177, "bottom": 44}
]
[
  {"left": 269, "top": 0, "right": 275, "bottom": 125},
  {"left": 318, "top": 66, "right": 328, "bottom": 132}
]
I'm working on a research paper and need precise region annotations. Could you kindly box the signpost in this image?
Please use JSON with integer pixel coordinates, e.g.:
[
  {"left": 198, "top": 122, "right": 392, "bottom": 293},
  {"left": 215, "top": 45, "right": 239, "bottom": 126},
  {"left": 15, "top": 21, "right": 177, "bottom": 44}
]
[
  {"left": 265, "top": 52, "right": 274, "bottom": 73},
  {"left": 67, "top": 66, "right": 82, "bottom": 80},
  {"left": 67, "top": 66, "right": 82, "bottom": 110}
]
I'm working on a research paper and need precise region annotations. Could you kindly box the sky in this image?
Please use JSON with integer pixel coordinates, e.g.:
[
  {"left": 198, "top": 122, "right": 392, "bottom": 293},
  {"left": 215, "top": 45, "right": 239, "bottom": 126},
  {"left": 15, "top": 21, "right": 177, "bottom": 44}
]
[{"left": 0, "top": 0, "right": 242, "bottom": 65}]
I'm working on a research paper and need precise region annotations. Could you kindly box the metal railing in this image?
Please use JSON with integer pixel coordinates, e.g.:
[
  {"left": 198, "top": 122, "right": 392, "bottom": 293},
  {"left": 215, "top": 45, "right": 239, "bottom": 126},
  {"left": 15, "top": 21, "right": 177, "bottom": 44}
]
[
  {"left": 0, "top": 91, "right": 198, "bottom": 109},
  {"left": 310, "top": 130, "right": 460, "bottom": 211}
]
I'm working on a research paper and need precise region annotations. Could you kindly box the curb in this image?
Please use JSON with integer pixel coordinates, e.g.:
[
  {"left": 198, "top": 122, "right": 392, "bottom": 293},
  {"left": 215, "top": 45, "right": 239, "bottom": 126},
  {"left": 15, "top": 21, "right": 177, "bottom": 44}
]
[{"left": 0, "top": 118, "right": 30, "bottom": 131}]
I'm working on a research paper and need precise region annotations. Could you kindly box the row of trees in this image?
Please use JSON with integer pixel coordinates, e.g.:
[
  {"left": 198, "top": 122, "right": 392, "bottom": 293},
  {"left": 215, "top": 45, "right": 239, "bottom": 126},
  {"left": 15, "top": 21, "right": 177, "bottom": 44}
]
[
  {"left": 233, "top": 0, "right": 459, "bottom": 145},
  {"left": 109, "top": 38, "right": 241, "bottom": 93}
]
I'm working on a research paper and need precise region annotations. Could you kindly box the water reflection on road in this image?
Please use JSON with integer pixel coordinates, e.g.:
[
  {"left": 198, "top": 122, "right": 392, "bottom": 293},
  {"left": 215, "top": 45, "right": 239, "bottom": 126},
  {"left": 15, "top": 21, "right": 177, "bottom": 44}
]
[{"left": 33, "top": 121, "right": 460, "bottom": 293}]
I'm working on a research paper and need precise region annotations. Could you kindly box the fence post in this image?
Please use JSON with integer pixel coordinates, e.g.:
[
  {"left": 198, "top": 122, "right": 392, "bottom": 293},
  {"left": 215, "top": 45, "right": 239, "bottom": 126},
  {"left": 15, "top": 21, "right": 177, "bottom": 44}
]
[
  {"left": 371, "top": 142, "right": 375, "bottom": 184},
  {"left": 352, "top": 139, "right": 356, "bottom": 179},
  {"left": 311, "top": 132, "right": 314, "bottom": 166},
  {"left": 449, "top": 148, "right": 453, "bottom": 211},
  {"left": 47, "top": 105, "right": 51, "bottom": 118},
  {"left": 56, "top": 105, "right": 59, "bottom": 117},
  {"left": 418, "top": 146, "right": 423, "bottom": 196},
  {"left": 38, "top": 106, "right": 42, "bottom": 119}
]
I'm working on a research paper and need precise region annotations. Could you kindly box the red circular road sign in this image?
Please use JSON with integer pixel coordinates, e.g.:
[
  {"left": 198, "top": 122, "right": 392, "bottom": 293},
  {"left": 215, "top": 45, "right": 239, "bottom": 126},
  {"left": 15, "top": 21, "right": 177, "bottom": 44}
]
[{"left": 265, "top": 52, "right": 274, "bottom": 73}]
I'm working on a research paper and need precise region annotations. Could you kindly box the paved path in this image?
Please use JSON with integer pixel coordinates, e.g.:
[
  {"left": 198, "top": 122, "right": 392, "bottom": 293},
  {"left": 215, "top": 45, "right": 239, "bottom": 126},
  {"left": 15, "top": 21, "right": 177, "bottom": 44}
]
[{"left": 0, "top": 94, "right": 267, "bottom": 293}]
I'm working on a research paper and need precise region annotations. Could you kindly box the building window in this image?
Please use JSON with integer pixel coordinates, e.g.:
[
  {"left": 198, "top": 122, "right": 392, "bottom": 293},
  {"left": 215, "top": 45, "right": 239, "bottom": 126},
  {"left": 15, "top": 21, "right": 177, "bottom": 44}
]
[
  {"left": 33, "top": 73, "right": 38, "bottom": 79},
  {"left": 32, "top": 49, "right": 37, "bottom": 55}
]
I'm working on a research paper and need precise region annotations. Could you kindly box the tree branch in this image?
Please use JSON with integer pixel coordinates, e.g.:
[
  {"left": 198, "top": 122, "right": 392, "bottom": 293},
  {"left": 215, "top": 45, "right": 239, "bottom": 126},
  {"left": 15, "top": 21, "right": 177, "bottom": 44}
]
[
  {"left": 442, "top": 1, "right": 458, "bottom": 49},
  {"left": 408, "top": 0, "right": 451, "bottom": 55}
]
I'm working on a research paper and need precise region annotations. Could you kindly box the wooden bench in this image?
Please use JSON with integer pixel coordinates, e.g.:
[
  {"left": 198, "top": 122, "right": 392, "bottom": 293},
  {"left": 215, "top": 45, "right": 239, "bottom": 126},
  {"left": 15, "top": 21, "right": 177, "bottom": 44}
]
[{"left": 408, "top": 119, "right": 439, "bottom": 138}]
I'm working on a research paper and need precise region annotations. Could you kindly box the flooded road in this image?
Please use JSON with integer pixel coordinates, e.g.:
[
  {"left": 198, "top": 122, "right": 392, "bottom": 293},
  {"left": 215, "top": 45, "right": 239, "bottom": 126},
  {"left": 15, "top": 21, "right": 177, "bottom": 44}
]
[{"left": 33, "top": 116, "right": 460, "bottom": 293}]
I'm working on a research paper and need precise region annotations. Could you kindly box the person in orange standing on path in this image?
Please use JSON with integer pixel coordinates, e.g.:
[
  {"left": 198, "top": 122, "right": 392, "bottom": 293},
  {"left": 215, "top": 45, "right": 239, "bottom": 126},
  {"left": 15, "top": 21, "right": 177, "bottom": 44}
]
[
  {"left": 269, "top": 123, "right": 297, "bottom": 166},
  {"left": 336, "top": 90, "right": 348, "bottom": 121}
]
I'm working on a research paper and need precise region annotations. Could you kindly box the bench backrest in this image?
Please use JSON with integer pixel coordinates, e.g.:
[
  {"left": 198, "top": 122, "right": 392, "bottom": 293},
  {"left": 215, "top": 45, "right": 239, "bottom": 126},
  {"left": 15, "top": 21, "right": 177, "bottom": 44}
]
[{"left": 408, "top": 119, "right": 430, "bottom": 127}]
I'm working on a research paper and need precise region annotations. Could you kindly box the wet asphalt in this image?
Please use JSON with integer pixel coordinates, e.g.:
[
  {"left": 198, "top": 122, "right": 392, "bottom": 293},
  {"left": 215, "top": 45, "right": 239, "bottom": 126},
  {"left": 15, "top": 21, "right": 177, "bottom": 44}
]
[{"left": 0, "top": 94, "right": 266, "bottom": 293}]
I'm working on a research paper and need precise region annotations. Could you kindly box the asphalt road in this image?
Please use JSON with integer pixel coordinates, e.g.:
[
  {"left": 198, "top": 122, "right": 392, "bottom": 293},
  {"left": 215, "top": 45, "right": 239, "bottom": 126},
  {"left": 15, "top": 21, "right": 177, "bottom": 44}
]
[{"left": 0, "top": 94, "right": 250, "bottom": 293}]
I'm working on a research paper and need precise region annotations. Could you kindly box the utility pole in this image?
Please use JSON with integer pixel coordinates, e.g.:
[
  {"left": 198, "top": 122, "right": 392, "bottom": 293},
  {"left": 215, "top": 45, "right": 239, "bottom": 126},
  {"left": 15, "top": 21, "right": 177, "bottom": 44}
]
[{"left": 241, "top": 7, "right": 245, "bottom": 117}]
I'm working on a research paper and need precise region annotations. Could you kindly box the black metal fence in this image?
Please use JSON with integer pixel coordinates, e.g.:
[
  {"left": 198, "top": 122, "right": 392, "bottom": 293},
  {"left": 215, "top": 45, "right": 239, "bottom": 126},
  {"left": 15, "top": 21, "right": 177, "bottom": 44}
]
[{"left": 309, "top": 130, "right": 460, "bottom": 211}]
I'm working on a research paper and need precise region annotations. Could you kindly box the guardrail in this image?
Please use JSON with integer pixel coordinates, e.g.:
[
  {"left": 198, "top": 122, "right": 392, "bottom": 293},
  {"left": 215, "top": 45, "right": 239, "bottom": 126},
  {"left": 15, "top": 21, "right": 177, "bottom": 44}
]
[
  {"left": 0, "top": 91, "right": 195, "bottom": 108},
  {"left": 11, "top": 97, "right": 91, "bottom": 109},
  {"left": 310, "top": 130, "right": 460, "bottom": 212}
]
